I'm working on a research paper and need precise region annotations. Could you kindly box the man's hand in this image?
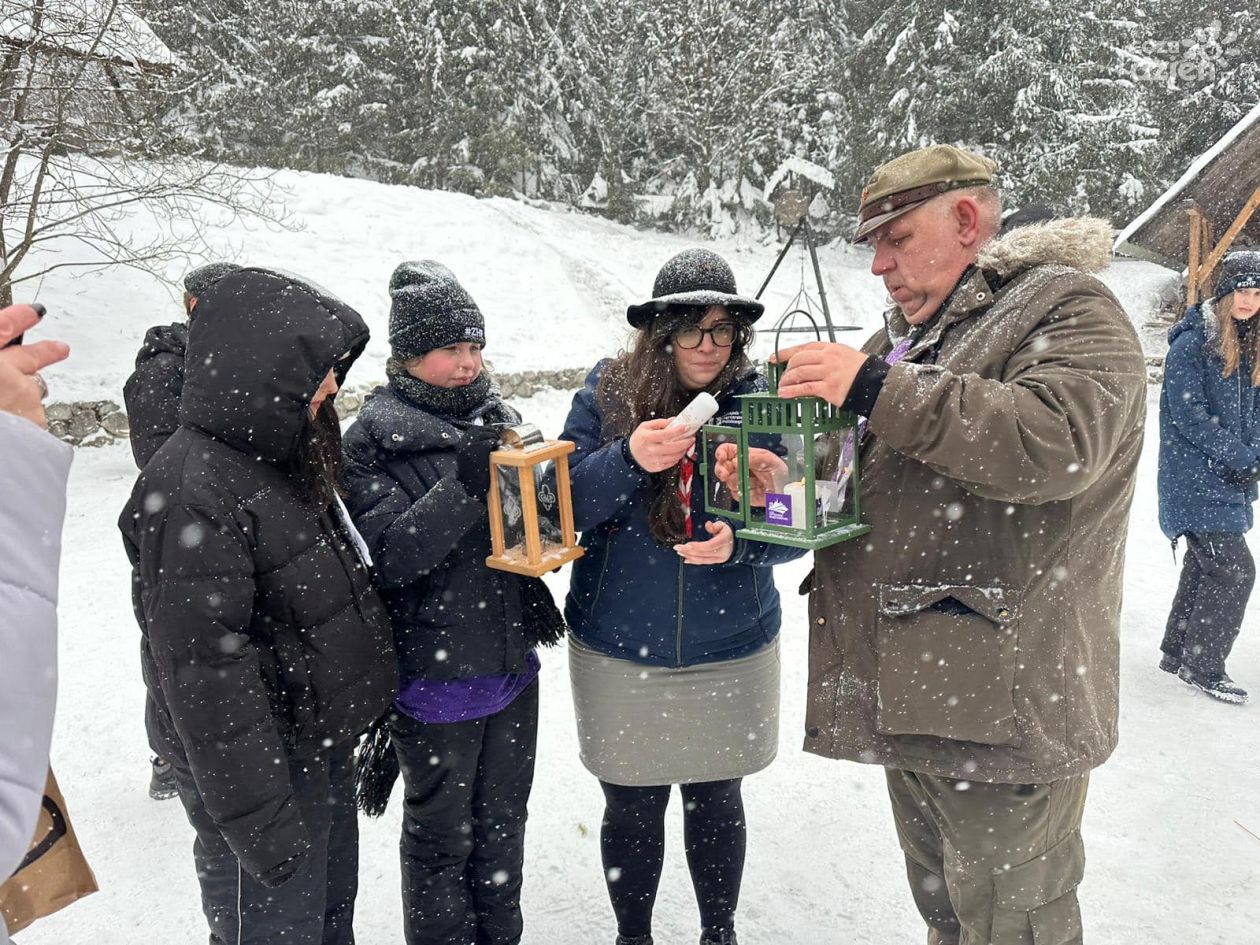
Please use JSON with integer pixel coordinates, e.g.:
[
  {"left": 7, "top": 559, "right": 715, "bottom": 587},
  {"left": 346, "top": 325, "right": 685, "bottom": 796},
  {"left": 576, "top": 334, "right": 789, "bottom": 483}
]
[
  {"left": 0, "top": 304, "right": 69, "bottom": 429},
  {"left": 714, "top": 442, "right": 787, "bottom": 507},
  {"left": 674, "top": 520, "right": 734, "bottom": 565},
  {"left": 774, "top": 341, "right": 869, "bottom": 407},
  {"left": 628, "top": 418, "right": 694, "bottom": 473}
]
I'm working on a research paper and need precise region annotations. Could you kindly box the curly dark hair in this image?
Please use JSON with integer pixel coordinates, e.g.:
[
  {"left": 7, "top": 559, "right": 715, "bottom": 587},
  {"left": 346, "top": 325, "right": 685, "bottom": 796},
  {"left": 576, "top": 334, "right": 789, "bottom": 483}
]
[{"left": 596, "top": 304, "right": 754, "bottom": 544}]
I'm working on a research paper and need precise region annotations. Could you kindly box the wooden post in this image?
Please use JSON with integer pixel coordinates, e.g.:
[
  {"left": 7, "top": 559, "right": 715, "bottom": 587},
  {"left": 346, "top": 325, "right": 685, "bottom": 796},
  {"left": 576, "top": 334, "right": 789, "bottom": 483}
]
[
  {"left": 1200, "top": 183, "right": 1260, "bottom": 294},
  {"left": 1199, "top": 214, "right": 1214, "bottom": 299},
  {"left": 1187, "top": 204, "right": 1205, "bottom": 308}
]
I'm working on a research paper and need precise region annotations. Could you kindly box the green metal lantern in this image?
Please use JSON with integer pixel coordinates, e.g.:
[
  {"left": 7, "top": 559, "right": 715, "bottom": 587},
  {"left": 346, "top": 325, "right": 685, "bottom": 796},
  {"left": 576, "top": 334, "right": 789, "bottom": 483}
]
[{"left": 700, "top": 353, "right": 871, "bottom": 551}]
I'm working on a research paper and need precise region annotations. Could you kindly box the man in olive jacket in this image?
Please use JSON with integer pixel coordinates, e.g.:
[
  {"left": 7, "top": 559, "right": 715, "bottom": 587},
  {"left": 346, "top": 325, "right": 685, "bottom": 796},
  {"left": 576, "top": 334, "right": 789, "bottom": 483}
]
[{"left": 774, "top": 146, "right": 1146, "bottom": 945}]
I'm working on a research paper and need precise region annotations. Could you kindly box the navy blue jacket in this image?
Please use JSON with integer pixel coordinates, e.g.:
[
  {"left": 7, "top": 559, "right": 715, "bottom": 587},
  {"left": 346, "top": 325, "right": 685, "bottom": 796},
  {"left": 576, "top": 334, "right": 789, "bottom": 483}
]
[
  {"left": 1158, "top": 301, "right": 1260, "bottom": 539},
  {"left": 561, "top": 361, "right": 805, "bottom": 667}
]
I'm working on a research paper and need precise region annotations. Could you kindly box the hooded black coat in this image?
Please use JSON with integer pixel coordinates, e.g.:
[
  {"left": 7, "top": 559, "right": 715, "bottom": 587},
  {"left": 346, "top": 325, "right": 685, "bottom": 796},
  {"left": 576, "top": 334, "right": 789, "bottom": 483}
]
[
  {"left": 122, "top": 321, "right": 187, "bottom": 468},
  {"left": 119, "top": 268, "right": 396, "bottom": 887}
]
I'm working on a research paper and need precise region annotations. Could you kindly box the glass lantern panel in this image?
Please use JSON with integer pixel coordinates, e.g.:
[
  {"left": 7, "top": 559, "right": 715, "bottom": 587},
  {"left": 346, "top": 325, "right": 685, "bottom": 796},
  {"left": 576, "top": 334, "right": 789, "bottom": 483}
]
[
  {"left": 700, "top": 426, "right": 743, "bottom": 519},
  {"left": 750, "top": 430, "right": 851, "bottom": 530},
  {"left": 494, "top": 460, "right": 568, "bottom": 565}
]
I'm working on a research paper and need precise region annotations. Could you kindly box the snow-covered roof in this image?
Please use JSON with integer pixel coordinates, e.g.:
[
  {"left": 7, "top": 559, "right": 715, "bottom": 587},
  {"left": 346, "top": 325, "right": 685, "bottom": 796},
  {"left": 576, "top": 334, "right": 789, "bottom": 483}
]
[
  {"left": 0, "top": 1, "right": 177, "bottom": 72},
  {"left": 1114, "top": 103, "right": 1260, "bottom": 269}
]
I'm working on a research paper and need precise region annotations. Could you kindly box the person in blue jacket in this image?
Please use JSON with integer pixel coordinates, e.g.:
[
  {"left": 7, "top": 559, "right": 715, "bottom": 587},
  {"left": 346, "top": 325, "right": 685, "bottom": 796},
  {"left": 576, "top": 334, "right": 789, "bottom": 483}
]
[
  {"left": 1158, "top": 250, "right": 1260, "bottom": 704},
  {"left": 561, "top": 249, "right": 806, "bottom": 945}
]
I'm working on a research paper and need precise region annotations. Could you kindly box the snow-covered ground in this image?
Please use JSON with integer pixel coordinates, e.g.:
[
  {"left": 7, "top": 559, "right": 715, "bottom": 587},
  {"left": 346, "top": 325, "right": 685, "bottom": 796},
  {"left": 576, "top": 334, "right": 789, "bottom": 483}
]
[{"left": 14, "top": 170, "right": 1257, "bottom": 943}]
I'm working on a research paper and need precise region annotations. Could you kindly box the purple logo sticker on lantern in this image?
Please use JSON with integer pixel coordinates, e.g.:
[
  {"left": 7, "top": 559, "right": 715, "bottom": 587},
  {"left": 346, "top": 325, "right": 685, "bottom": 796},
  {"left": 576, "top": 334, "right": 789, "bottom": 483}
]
[{"left": 765, "top": 493, "right": 792, "bottom": 526}]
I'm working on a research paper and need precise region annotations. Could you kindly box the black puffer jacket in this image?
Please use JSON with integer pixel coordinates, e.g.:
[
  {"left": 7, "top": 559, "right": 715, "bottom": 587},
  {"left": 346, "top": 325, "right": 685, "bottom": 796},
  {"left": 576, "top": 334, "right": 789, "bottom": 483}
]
[
  {"left": 119, "top": 268, "right": 396, "bottom": 887},
  {"left": 341, "top": 384, "right": 536, "bottom": 681},
  {"left": 122, "top": 321, "right": 187, "bottom": 468}
]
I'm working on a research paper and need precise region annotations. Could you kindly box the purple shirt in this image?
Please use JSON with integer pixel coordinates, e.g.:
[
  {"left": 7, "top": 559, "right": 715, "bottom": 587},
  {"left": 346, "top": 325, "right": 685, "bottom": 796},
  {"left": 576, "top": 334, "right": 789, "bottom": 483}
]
[{"left": 395, "top": 650, "right": 541, "bottom": 724}]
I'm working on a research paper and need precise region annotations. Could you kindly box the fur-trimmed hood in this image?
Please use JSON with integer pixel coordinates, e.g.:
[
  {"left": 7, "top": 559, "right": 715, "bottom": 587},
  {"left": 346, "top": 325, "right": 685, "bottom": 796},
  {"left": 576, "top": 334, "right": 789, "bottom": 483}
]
[
  {"left": 977, "top": 216, "right": 1114, "bottom": 279},
  {"left": 883, "top": 217, "right": 1117, "bottom": 342},
  {"left": 1169, "top": 297, "right": 1221, "bottom": 351},
  {"left": 1170, "top": 296, "right": 1257, "bottom": 363}
]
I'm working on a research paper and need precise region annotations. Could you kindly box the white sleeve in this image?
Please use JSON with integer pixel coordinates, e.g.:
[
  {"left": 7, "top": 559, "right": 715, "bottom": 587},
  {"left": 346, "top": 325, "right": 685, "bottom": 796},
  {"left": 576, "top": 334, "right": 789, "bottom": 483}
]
[{"left": 0, "top": 412, "right": 72, "bottom": 884}]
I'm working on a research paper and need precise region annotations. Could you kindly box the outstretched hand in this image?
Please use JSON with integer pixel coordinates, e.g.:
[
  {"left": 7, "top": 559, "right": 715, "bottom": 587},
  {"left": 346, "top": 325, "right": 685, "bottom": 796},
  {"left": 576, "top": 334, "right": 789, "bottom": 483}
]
[
  {"left": 773, "top": 341, "right": 869, "bottom": 407},
  {"left": 674, "top": 519, "right": 735, "bottom": 566}
]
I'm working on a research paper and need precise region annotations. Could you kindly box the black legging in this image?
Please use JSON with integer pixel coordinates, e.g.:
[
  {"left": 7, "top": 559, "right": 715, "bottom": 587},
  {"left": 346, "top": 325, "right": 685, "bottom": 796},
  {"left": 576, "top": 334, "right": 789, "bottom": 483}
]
[{"left": 599, "top": 778, "right": 746, "bottom": 939}]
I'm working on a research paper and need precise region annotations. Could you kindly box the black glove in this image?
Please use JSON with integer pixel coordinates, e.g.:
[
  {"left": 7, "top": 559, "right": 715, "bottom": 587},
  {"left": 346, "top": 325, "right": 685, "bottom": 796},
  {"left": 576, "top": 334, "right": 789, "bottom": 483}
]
[
  {"left": 1215, "top": 462, "right": 1260, "bottom": 488},
  {"left": 455, "top": 427, "right": 500, "bottom": 502}
]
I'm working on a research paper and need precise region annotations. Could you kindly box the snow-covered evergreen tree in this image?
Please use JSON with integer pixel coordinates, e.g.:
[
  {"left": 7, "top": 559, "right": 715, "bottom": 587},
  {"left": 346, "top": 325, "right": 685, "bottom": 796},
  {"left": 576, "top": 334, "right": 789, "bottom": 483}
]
[
  {"left": 839, "top": 0, "right": 1160, "bottom": 223},
  {"left": 135, "top": 0, "right": 1257, "bottom": 235}
]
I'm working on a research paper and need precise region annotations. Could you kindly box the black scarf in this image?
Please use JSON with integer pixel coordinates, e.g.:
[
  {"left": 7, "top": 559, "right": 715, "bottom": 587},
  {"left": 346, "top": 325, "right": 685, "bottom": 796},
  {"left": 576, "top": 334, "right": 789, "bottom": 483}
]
[{"left": 386, "top": 360, "right": 518, "bottom": 426}]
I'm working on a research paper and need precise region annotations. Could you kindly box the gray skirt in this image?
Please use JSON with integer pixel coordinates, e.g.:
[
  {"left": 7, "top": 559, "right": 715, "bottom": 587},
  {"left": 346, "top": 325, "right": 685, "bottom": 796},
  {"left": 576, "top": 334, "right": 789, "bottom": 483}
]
[{"left": 568, "top": 636, "right": 780, "bottom": 786}]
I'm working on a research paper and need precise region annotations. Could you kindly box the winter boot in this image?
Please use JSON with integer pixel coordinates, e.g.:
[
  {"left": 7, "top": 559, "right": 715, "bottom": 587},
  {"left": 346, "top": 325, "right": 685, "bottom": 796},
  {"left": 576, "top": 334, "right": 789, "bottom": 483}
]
[
  {"left": 1178, "top": 666, "right": 1249, "bottom": 705},
  {"left": 1158, "top": 652, "right": 1182, "bottom": 675},
  {"left": 149, "top": 756, "right": 178, "bottom": 800},
  {"left": 700, "top": 930, "right": 738, "bottom": 945},
  {"left": 615, "top": 936, "right": 653, "bottom": 945}
]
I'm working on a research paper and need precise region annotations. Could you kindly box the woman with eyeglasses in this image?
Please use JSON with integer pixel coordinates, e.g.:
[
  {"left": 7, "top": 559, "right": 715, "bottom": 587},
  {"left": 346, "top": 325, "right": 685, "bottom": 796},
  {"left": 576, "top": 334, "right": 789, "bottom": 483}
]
[{"left": 560, "top": 249, "right": 806, "bottom": 945}]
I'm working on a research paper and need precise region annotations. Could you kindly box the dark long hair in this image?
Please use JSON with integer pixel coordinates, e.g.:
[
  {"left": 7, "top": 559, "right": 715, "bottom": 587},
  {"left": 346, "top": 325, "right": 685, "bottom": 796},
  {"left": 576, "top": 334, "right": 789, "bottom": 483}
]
[
  {"left": 289, "top": 399, "right": 344, "bottom": 509},
  {"left": 597, "top": 305, "right": 754, "bottom": 544}
]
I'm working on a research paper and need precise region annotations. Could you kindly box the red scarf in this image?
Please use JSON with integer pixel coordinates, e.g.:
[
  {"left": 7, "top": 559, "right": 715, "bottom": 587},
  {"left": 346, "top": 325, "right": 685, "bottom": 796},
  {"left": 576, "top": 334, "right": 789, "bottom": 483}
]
[{"left": 678, "top": 445, "right": 697, "bottom": 538}]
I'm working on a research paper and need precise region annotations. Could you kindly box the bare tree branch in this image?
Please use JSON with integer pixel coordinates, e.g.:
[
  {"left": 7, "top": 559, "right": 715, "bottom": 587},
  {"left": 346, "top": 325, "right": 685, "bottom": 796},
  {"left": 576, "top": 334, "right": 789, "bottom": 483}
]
[{"left": 0, "top": 0, "right": 288, "bottom": 306}]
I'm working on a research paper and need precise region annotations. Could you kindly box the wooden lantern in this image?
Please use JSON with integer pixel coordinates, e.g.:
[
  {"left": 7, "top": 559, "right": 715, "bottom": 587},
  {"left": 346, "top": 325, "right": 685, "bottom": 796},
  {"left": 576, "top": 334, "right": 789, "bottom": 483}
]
[{"left": 485, "top": 425, "right": 584, "bottom": 577}]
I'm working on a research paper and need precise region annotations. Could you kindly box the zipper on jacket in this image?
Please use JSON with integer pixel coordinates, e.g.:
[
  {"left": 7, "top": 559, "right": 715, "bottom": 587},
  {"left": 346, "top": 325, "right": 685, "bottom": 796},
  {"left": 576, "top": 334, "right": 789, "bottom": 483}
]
[
  {"left": 675, "top": 557, "right": 685, "bottom": 667},
  {"left": 1239, "top": 370, "right": 1246, "bottom": 443},
  {"left": 749, "top": 565, "right": 763, "bottom": 620}
]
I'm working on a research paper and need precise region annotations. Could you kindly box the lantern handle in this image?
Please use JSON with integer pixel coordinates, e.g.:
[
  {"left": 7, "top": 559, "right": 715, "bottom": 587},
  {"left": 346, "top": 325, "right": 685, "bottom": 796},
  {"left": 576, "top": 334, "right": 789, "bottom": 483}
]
[
  {"left": 498, "top": 423, "right": 545, "bottom": 450},
  {"left": 773, "top": 308, "right": 823, "bottom": 360}
]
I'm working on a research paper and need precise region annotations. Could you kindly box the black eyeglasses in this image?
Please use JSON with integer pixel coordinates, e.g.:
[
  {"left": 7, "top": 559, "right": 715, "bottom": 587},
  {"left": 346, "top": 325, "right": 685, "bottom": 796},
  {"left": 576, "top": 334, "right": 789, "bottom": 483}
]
[{"left": 673, "top": 322, "right": 739, "bottom": 349}]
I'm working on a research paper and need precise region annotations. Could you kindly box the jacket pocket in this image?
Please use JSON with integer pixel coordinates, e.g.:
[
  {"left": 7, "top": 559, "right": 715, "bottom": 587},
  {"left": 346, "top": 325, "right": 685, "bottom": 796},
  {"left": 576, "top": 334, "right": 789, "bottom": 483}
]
[
  {"left": 989, "top": 829, "right": 1085, "bottom": 944},
  {"left": 874, "top": 582, "right": 1021, "bottom": 746}
]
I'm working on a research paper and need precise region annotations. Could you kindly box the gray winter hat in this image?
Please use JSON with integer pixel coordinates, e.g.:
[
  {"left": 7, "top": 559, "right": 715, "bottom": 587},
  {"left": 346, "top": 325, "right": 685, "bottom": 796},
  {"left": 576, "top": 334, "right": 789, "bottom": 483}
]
[
  {"left": 184, "top": 262, "right": 242, "bottom": 298},
  {"left": 626, "top": 249, "right": 764, "bottom": 329},
  {"left": 388, "top": 260, "right": 486, "bottom": 361},
  {"left": 1217, "top": 251, "right": 1260, "bottom": 299}
]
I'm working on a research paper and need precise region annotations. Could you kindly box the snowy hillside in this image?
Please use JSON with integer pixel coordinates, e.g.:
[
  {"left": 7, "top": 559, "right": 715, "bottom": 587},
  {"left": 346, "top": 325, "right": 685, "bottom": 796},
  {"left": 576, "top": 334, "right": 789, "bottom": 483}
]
[
  {"left": 23, "top": 166, "right": 1172, "bottom": 404},
  {"left": 15, "top": 173, "right": 1254, "bottom": 945}
]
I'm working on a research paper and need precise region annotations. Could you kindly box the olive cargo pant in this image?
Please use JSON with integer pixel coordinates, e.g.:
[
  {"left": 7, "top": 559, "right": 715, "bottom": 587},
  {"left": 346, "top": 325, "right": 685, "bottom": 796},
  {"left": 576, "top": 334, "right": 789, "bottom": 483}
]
[{"left": 885, "top": 768, "right": 1089, "bottom": 945}]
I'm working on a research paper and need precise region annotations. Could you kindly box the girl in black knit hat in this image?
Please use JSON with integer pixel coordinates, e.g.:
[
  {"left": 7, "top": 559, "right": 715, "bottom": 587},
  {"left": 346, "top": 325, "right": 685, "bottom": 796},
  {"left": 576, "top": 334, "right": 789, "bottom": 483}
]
[
  {"left": 1158, "top": 249, "right": 1260, "bottom": 704},
  {"left": 341, "top": 260, "right": 564, "bottom": 945}
]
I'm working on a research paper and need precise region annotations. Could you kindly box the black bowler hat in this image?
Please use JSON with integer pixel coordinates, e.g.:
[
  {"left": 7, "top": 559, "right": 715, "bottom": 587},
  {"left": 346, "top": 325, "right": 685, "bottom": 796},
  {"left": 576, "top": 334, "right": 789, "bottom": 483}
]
[{"left": 626, "top": 249, "right": 764, "bottom": 329}]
